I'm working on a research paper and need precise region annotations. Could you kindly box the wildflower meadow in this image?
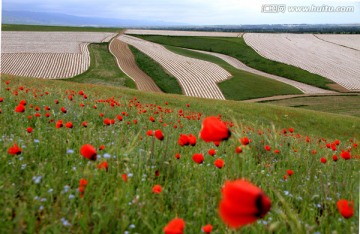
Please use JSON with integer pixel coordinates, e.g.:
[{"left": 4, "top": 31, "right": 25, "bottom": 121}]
[{"left": 0, "top": 76, "right": 359, "bottom": 233}]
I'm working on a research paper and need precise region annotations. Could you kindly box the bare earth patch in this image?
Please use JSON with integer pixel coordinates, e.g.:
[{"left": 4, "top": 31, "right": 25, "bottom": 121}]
[
  {"left": 244, "top": 33, "right": 360, "bottom": 91},
  {"left": 118, "top": 35, "right": 231, "bottom": 100}
]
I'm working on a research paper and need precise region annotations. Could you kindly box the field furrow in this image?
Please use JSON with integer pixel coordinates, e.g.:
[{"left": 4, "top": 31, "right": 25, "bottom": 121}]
[
  {"left": 125, "top": 29, "right": 242, "bottom": 37},
  {"left": 109, "top": 38, "right": 162, "bottom": 92},
  {"left": 314, "top": 34, "right": 360, "bottom": 51},
  {"left": 118, "top": 35, "right": 231, "bottom": 99},
  {"left": 187, "top": 49, "right": 334, "bottom": 94},
  {"left": 244, "top": 33, "right": 360, "bottom": 91}
]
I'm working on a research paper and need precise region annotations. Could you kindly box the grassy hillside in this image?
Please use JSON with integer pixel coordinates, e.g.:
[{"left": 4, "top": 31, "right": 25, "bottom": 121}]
[
  {"left": 129, "top": 46, "right": 183, "bottom": 94},
  {"left": 2, "top": 24, "right": 121, "bottom": 32},
  {"left": 165, "top": 45, "right": 302, "bottom": 100},
  {"left": 133, "top": 35, "right": 335, "bottom": 90},
  {"left": 64, "top": 43, "right": 136, "bottom": 89},
  {"left": 0, "top": 75, "right": 359, "bottom": 233},
  {"left": 264, "top": 95, "right": 360, "bottom": 117}
]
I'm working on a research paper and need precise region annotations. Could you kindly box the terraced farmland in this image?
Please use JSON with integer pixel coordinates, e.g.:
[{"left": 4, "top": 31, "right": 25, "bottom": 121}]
[
  {"left": 119, "top": 35, "right": 231, "bottom": 99},
  {"left": 126, "top": 29, "right": 242, "bottom": 37},
  {"left": 1, "top": 32, "right": 116, "bottom": 78},
  {"left": 244, "top": 33, "right": 360, "bottom": 91}
]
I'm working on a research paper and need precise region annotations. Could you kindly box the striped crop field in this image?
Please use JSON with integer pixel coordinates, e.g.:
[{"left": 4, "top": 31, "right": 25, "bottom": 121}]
[
  {"left": 119, "top": 35, "right": 231, "bottom": 99},
  {"left": 125, "top": 29, "right": 242, "bottom": 37},
  {"left": 1, "top": 32, "right": 116, "bottom": 78},
  {"left": 314, "top": 34, "right": 360, "bottom": 51},
  {"left": 186, "top": 49, "right": 334, "bottom": 95},
  {"left": 243, "top": 33, "right": 360, "bottom": 91}
]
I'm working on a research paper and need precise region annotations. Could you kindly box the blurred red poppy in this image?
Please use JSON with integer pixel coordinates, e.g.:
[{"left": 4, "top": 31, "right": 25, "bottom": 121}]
[
  {"left": 200, "top": 116, "right": 231, "bottom": 142},
  {"left": 192, "top": 153, "right": 204, "bottom": 164},
  {"left": 219, "top": 179, "right": 271, "bottom": 228},
  {"left": 163, "top": 218, "right": 185, "bottom": 234},
  {"left": 152, "top": 185, "right": 162, "bottom": 194},
  {"left": 155, "top": 130, "right": 164, "bottom": 141},
  {"left": 214, "top": 159, "right": 225, "bottom": 169},
  {"left": 337, "top": 199, "right": 354, "bottom": 219},
  {"left": 8, "top": 144, "right": 22, "bottom": 155},
  {"left": 80, "top": 144, "right": 97, "bottom": 160}
]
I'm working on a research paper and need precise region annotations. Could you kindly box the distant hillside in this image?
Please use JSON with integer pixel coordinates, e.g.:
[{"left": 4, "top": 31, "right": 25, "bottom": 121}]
[{"left": 2, "top": 10, "right": 186, "bottom": 27}]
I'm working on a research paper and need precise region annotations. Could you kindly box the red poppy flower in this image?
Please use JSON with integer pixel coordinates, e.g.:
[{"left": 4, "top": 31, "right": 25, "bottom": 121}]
[
  {"left": 219, "top": 179, "right": 271, "bottom": 228},
  {"left": 289, "top": 128, "right": 294, "bottom": 133},
  {"left": 146, "top": 130, "right": 154, "bottom": 136},
  {"left": 149, "top": 116, "right": 155, "bottom": 122},
  {"left": 117, "top": 115, "right": 123, "bottom": 121},
  {"left": 178, "top": 134, "right": 189, "bottom": 146},
  {"left": 103, "top": 118, "right": 111, "bottom": 125},
  {"left": 264, "top": 145, "right": 271, "bottom": 151},
  {"left": 27, "top": 127, "right": 33, "bottom": 133},
  {"left": 337, "top": 199, "right": 354, "bottom": 219},
  {"left": 333, "top": 155, "right": 338, "bottom": 162},
  {"left": 340, "top": 151, "right": 351, "bottom": 160},
  {"left": 320, "top": 157, "right": 327, "bottom": 164},
  {"left": 214, "top": 141, "right": 220, "bottom": 147},
  {"left": 61, "top": 107, "right": 67, "bottom": 113},
  {"left": 208, "top": 148, "right": 216, "bottom": 156},
  {"left": 175, "top": 153, "right": 181, "bottom": 159},
  {"left": 286, "top": 170, "right": 294, "bottom": 176},
  {"left": 152, "top": 185, "right": 162, "bottom": 194},
  {"left": 283, "top": 175, "right": 288, "bottom": 181},
  {"left": 8, "top": 144, "right": 22, "bottom": 155},
  {"left": 65, "top": 122, "right": 73, "bottom": 128},
  {"left": 19, "top": 100, "right": 26, "bottom": 106},
  {"left": 240, "top": 137, "right": 250, "bottom": 146},
  {"left": 155, "top": 130, "right": 164, "bottom": 141},
  {"left": 82, "top": 121, "right": 88, "bottom": 127},
  {"left": 235, "top": 146, "right": 243, "bottom": 154},
  {"left": 15, "top": 104, "right": 25, "bottom": 113},
  {"left": 56, "top": 120, "right": 63, "bottom": 128},
  {"left": 97, "top": 161, "right": 109, "bottom": 171},
  {"left": 274, "top": 149, "right": 280, "bottom": 154},
  {"left": 188, "top": 134, "right": 197, "bottom": 146},
  {"left": 0, "top": 98, "right": 3, "bottom": 102},
  {"left": 155, "top": 170, "right": 160, "bottom": 177},
  {"left": 214, "top": 159, "right": 225, "bottom": 169},
  {"left": 79, "top": 178, "right": 88, "bottom": 187},
  {"left": 99, "top": 145, "right": 105, "bottom": 151},
  {"left": 163, "top": 218, "right": 185, "bottom": 234},
  {"left": 122, "top": 173, "right": 128, "bottom": 182},
  {"left": 202, "top": 224, "right": 213, "bottom": 234},
  {"left": 199, "top": 116, "right": 231, "bottom": 142},
  {"left": 55, "top": 100, "right": 59, "bottom": 104},
  {"left": 192, "top": 153, "right": 204, "bottom": 164},
  {"left": 80, "top": 144, "right": 97, "bottom": 160}
]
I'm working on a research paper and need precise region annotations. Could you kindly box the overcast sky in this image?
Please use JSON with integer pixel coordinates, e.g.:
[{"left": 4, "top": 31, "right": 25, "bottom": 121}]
[{"left": 2, "top": 0, "right": 359, "bottom": 25}]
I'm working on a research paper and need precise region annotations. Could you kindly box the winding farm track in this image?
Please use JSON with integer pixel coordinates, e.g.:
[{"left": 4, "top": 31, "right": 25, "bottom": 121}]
[
  {"left": 118, "top": 35, "right": 231, "bottom": 100},
  {"left": 125, "top": 29, "right": 242, "bottom": 37},
  {"left": 109, "top": 38, "right": 162, "bottom": 92},
  {"left": 243, "top": 33, "right": 360, "bottom": 91},
  {"left": 187, "top": 49, "right": 335, "bottom": 94},
  {"left": 1, "top": 32, "right": 116, "bottom": 78}
]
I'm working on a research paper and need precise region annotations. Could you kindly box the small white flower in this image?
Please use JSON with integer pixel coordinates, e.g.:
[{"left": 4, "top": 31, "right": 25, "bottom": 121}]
[
  {"left": 103, "top": 153, "right": 111, "bottom": 159},
  {"left": 48, "top": 189, "right": 53, "bottom": 193},
  {"left": 32, "top": 176, "right": 42, "bottom": 184},
  {"left": 127, "top": 173, "right": 133, "bottom": 177},
  {"left": 34, "top": 139, "right": 40, "bottom": 143},
  {"left": 129, "top": 224, "right": 136, "bottom": 229},
  {"left": 67, "top": 149, "right": 74, "bottom": 154},
  {"left": 68, "top": 194, "right": 75, "bottom": 200}
]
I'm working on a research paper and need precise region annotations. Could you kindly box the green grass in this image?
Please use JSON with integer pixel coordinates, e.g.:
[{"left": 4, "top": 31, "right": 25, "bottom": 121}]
[
  {"left": 134, "top": 35, "right": 335, "bottom": 90},
  {"left": 263, "top": 95, "right": 360, "bottom": 117},
  {"left": 64, "top": 43, "right": 136, "bottom": 89},
  {"left": 0, "top": 75, "right": 359, "bottom": 233},
  {"left": 129, "top": 46, "right": 182, "bottom": 94},
  {"left": 165, "top": 45, "right": 302, "bottom": 100},
  {"left": 2, "top": 24, "right": 121, "bottom": 32}
]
